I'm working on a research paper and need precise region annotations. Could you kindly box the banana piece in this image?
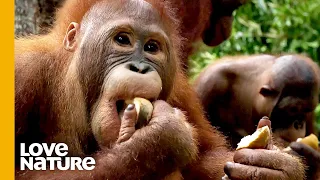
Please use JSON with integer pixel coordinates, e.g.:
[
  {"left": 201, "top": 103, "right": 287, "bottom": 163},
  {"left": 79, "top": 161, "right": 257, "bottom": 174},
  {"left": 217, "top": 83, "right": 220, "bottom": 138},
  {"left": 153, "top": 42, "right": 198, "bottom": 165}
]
[
  {"left": 224, "top": 120, "right": 271, "bottom": 180},
  {"left": 296, "top": 133, "right": 319, "bottom": 150},
  {"left": 224, "top": 126, "right": 271, "bottom": 180},
  {"left": 125, "top": 97, "right": 153, "bottom": 128},
  {"left": 284, "top": 133, "right": 319, "bottom": 152},
  {"left": 236, "top": 125, "right": 271, "bottom": 150}
]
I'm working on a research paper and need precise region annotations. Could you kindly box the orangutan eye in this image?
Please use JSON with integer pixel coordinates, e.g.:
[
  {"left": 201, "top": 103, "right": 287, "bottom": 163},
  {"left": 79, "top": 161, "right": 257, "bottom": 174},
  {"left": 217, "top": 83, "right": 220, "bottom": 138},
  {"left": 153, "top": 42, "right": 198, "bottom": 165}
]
[
  {"left": 114, "top": 33, "right": 131, "bottom": 46},
  {"left": 144, "top": 40, "right": 160, "bottom": 53}
]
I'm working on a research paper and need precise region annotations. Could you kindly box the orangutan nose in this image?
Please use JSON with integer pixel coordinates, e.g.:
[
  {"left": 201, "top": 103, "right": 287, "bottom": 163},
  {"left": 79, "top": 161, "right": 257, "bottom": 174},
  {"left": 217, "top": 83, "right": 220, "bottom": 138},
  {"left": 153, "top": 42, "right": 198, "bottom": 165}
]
[{"left": 127, "top": 62, "right": 154, "bottom": 74}]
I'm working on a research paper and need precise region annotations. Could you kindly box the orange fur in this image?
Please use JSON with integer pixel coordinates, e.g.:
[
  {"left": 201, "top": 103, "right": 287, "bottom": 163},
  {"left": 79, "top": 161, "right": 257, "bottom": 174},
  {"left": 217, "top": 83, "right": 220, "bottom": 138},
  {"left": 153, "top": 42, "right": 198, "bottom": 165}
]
[{"left": 15, "top": 0, "right": 233, "bottom": 179}]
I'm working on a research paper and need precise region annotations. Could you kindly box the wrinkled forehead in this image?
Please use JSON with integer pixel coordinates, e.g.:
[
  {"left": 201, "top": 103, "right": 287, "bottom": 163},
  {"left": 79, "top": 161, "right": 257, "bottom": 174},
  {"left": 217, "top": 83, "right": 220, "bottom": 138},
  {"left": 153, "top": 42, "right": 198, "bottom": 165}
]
[{"left": 82, "top": 0, "right": 168, "bottom": 31}]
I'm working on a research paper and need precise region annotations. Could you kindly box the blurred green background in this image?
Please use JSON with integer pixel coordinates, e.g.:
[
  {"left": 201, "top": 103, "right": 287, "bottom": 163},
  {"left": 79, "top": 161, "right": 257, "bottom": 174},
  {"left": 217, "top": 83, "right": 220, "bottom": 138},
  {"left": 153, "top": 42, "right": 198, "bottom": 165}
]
[{"left": 188, "top": 0, "right": 320, "bottom": 133}]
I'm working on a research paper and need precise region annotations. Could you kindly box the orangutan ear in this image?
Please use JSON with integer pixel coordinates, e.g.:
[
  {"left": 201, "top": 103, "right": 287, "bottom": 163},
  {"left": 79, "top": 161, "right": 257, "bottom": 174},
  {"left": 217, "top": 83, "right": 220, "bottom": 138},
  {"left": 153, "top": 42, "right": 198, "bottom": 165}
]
[
  {"left": 256, "top": 85, "right": 281, "bottom": 117},
  {"left": 63, "top": 22, "right": 80, "bottom": 52}
]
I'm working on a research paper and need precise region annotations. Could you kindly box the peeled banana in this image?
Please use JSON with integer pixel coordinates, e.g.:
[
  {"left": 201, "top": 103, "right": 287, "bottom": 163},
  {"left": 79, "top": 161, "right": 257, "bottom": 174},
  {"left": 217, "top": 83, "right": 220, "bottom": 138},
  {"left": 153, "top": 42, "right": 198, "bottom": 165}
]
[
  {"left": 125, "top": 97, "right": 153, "bottom": 128},
  {"left": 236, "top": 125, "right": 271, "bottom": 150}
]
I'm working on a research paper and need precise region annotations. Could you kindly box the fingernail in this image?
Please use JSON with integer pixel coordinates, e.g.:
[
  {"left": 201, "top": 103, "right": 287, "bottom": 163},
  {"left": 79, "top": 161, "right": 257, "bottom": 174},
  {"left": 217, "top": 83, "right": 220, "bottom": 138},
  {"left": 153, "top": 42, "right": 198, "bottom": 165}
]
[
  {"left": 224, "top": 162, "right": 233, "bottom": 176},
  {"left": 289, "top": 142, "right": 300, "bottom": 149},
  {"left": 226, "top": 162, "right": 233, "bottom": 166},
  {"left": 262, "top": 116, "right": 269, "bottom": 120},
  {"left": 126, "top": 104, "right": 135, "bottom": 111}
]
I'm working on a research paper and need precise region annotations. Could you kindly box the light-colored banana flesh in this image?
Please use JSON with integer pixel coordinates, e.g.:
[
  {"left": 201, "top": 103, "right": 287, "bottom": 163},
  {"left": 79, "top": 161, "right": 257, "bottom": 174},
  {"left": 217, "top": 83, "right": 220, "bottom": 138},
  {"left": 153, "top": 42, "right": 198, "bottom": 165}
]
[
  {"left": 124, "top": 97, "right": 153, "bottom": 127},
  {"left": 236, "top": 126, "right": 271, "bottom": 150},
  {"left": 284, "top": 133, "right": 319, "bottom": 152}
]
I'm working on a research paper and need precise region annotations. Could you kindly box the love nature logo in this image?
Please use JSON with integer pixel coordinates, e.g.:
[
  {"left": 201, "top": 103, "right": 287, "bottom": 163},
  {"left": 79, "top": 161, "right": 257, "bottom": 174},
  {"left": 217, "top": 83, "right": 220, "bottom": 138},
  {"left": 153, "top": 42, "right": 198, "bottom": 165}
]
[{"left": 20, "top": 143, "right": 96, "bottom": 170}]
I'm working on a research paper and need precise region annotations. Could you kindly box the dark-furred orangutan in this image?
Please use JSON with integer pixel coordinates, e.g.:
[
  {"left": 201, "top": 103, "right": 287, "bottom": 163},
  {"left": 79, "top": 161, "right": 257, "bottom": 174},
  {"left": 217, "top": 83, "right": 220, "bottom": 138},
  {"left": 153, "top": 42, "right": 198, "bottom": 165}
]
[
  {"left": 194, "top": 54, "right": 320, "bottom": 179},
  {"left": 15, "top": 0, "right": 305, "bottom": 179},
  {"left": 164, "top": 0, "right": 248, "bottom": 70}
]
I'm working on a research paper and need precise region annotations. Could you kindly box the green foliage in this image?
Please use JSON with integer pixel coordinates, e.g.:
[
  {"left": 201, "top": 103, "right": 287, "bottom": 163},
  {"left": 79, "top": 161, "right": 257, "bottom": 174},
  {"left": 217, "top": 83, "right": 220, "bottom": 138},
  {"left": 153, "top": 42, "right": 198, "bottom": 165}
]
[
  {"left": 188, "top": 0, "right": 320, "bottom": 129},
  {"left": 315, "top": 105, "right": 320, "bottom": 133},
  {"left": 189, "top": 0, "right": 320, "bottom": 80}
]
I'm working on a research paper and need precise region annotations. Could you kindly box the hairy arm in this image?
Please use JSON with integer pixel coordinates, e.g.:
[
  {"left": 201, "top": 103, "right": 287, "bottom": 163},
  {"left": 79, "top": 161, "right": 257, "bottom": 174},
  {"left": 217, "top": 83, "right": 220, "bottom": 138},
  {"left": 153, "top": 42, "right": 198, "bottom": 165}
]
[
  {"left": 290, "top": 142, "right": 320, "bottom": 180},
  {"left": 15, "top": 53, "right": 44, "bottom": 135},
  {"left": 183, "top": 111, "right": 306, "bottom": 180},
  {"left": 16, "top": 101, "right": 198, "bottom": 180}
]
